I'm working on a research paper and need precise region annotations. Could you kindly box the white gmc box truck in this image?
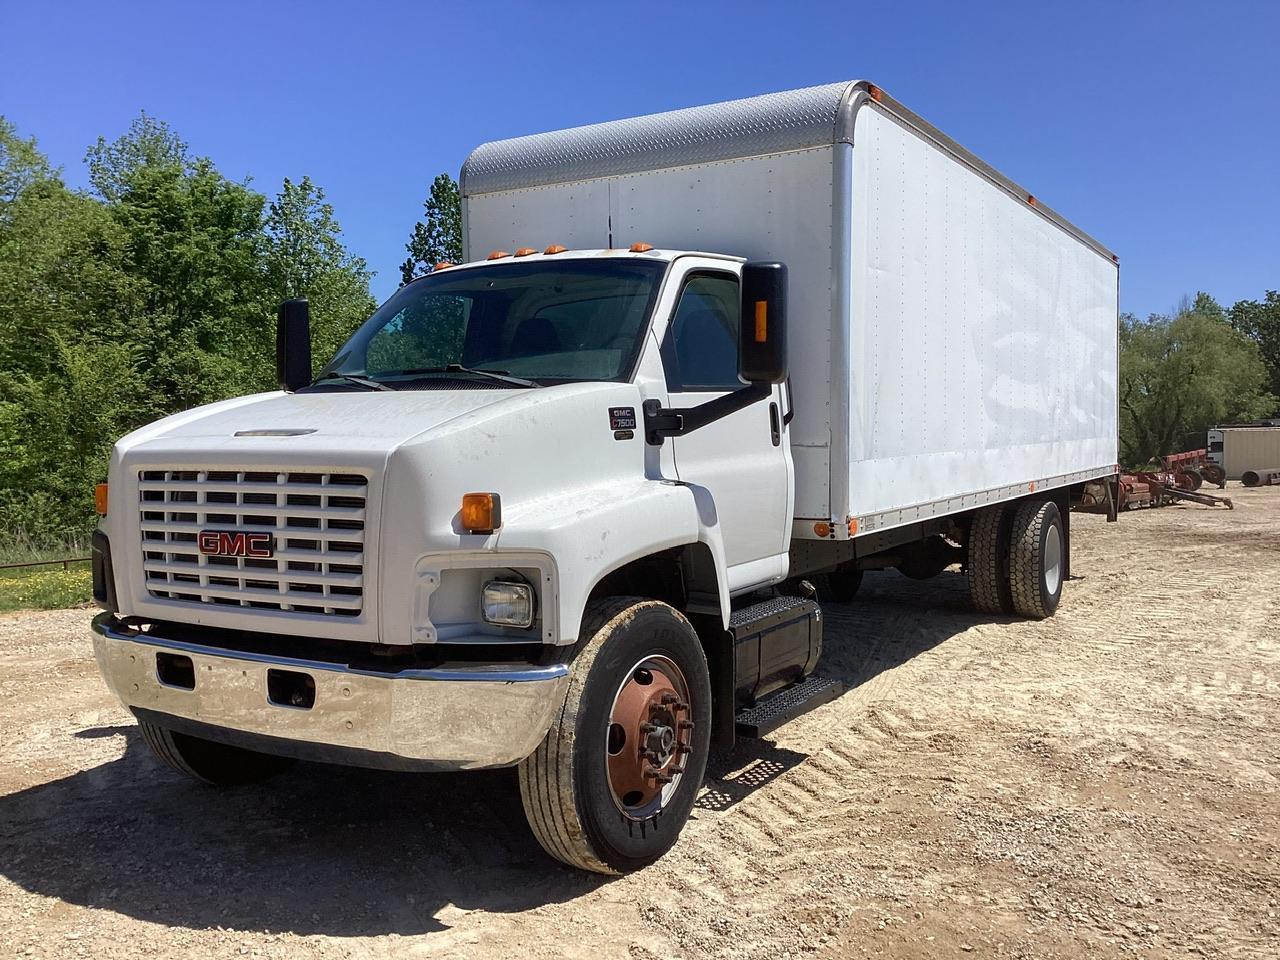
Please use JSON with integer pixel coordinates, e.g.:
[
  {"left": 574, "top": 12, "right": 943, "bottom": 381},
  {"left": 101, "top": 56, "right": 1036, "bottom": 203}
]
[{"left": 90, "top": 81, "right": 1119, "bottom": 874}]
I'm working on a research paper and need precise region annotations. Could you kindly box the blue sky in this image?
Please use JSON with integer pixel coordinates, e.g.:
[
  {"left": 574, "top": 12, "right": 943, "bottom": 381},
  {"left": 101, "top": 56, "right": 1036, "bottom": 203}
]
[{"left": 2, "top": 0, "right": 1277, "bottom": 314}]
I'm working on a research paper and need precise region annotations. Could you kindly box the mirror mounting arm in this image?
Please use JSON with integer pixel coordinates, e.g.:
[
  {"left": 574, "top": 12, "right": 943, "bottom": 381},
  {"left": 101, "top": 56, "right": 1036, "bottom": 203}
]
[{"left": 643, "top": 383, "right": 771, "bottom": 446}]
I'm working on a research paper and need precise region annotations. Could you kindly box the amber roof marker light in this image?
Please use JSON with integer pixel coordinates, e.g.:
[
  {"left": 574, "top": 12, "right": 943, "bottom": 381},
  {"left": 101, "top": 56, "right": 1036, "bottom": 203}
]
[
  {"left": 544, "top": 244, "right": 568, "bottom": 255},
  {"left": 514, "top": 247, "right": 538, "bottom": 257},
  {"left": 487, "top": 250, "right": 510, "bottom": 260},
  {"left": 629, "top": 242, "right": 654, "bottom": 253}
]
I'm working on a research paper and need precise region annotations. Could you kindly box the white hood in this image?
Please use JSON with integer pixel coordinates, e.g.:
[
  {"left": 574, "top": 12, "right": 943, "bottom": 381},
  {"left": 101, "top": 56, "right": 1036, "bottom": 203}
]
[{"left": 117, "top": 388, "right": 522, "bottom": 459}]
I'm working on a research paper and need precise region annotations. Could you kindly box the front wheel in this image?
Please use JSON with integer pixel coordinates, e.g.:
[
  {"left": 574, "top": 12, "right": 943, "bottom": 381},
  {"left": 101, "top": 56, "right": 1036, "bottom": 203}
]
[{"left": 518, "top": 597, "right": 712, "bottom": 874}]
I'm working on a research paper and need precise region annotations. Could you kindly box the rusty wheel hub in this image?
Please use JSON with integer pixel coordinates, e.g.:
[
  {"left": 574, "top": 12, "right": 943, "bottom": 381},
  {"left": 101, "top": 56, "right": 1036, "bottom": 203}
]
[{"left": 606, "top": 656, "right": 694, "bottom": 819}]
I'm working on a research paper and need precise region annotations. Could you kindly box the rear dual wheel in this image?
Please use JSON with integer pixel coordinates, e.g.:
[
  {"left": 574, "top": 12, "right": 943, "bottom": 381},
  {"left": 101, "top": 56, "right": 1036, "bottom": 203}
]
[
  {"left": 967, "top": 500, "right": 1064, "bottom": 620},
  {"left": 518, "top": 597, "right": 711, "bottom": 874}
]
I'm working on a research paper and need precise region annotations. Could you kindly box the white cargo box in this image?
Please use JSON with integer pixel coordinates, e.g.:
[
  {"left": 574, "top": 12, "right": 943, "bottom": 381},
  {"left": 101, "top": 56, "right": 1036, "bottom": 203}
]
[{"left": 462, "top": 80, "right": 1119, "bottom": 539}]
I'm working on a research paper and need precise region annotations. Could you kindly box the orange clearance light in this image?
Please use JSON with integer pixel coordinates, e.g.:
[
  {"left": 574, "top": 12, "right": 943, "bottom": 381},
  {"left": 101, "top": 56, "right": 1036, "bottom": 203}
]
[
  {"left": 867, "top": 83, "right": 883, "bottom": 103},
  {"left": 433, "top": 261, "right": 453, "bottom": 271},
  {"left": 848, "top": 517, "right": 859, "bottom": 536},
  {"left": 544, "top": 244, "right": 568, "bottom": 255},
  {"left": 487, "top": 250, "right": 510, "bottom": 260},
  {"left": 514, "top": 247, "right": 537, "bottom": 257},
  {"left": 461, "top": 492, "right": 502, "bottom": 534},
  {"left": 94, "top": 482, "right": 109, "bottom": 516},
  {"left": 629, "top": 242, "right": 654, "bottom": 253},
  {"left": 754, "top": 300, "right": 768, "bottom": 343},
  {"left": 1027, "top": 195, "right": 1038, "bottom": 207},
  {"left": 813, "top": 521, "right": 832, "bottom": 539}
]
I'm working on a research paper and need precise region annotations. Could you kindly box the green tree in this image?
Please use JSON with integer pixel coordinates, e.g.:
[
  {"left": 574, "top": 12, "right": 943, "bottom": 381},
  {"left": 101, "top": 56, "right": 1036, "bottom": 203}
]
[
  {"left": 1118, "top": 294, "right": 1275, "bottom": 466},
  {"left": 1229, "top": 290, "right": 1280, "bottom": 414},
  {"left": 0, "top": 119, "right": 146, "bottom": 541},
  {"left": 263, "top": 176, "right": 376, "bottom": 374},
  {"left": 0, "top": 118, "right": 53, "bottom": 215},
  {"left": 0, "top": 114, "right": 378, "bottom": 548},
  {"left": 400, "top": 173, "right": 462, "bottom": 283},
  {"left": 86, "top": 114, "right": 268, "bottom": 409}
]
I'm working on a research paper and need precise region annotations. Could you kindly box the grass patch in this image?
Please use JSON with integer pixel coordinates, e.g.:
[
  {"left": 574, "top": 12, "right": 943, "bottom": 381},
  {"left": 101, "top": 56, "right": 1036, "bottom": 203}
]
[{"left": 0, "top": 559, "right": 93, "bottom": 612}]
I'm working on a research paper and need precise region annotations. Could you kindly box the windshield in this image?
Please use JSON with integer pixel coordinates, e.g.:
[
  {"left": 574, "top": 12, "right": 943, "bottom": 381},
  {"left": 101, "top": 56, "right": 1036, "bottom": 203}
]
[{"left": 314, "top": 258, "right": 668, "bottom": 388}]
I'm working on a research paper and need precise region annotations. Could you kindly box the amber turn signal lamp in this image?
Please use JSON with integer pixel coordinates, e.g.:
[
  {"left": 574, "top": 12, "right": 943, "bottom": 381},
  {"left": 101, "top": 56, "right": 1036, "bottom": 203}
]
[
  {"left": 754, "top": 300, "right": 768, "bottom": 343},
  {"left": 94, "top": 483, "right": 109, "bottom": 515},
  {"left": 487, "top": 250, "right": 510, "bottom": 260},
  {"left": 461, "top": 492, "right": 502, "bottom": 534},
  {"left": 514, "top": 247, "right": 538, "bottom": 257},
  {"left": 544, "top": 244, "right": 568, "bottom": 255},
  {"left": 629, "top": 242, "right": 654, "bottom": 253}
]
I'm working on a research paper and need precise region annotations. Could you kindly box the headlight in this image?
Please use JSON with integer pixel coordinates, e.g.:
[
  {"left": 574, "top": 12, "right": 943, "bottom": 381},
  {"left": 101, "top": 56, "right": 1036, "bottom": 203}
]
[{"left": 481, "top": 581, "right": 534, "bottom": 628}]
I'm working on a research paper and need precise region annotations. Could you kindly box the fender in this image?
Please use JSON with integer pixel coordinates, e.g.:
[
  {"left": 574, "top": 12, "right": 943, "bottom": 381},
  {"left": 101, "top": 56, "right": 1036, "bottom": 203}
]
[{"left": 497, "top": 477, "right": 731, "bottom": 644}]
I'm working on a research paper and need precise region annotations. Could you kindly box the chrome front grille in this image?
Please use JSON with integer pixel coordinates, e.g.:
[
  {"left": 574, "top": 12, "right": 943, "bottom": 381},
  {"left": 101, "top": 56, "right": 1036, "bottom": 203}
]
[{"left": 138, "top": 468, "right": 369, "bottom": 617}]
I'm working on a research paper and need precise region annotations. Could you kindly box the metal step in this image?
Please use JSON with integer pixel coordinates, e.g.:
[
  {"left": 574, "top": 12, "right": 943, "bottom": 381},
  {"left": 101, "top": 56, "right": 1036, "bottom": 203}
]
[{"left": 734, "top": 675, "right": 844, "bottom": 739}]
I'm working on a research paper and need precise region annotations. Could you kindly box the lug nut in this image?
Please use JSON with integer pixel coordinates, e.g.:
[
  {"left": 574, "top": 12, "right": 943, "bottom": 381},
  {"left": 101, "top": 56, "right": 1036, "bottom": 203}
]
[{"left": 678, "top": 719, "right": 695, "bottom": 730}]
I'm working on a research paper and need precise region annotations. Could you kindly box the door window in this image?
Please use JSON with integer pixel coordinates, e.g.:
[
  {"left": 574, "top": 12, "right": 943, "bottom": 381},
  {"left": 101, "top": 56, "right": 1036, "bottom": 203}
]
[{"left": 662, "top": 273, "right": 740, "bottom": 392}]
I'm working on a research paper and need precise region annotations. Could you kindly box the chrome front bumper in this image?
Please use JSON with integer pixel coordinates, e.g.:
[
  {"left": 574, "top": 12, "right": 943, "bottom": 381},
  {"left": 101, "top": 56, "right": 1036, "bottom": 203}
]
[{"left": 91, "top": 613, "right": 569, "bottom": 771}]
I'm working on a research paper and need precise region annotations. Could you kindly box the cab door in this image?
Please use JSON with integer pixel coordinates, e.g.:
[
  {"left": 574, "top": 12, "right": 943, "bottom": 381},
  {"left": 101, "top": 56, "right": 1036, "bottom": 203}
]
[{"left": 658, "top": 260, "right": 794, "bottom": 591}]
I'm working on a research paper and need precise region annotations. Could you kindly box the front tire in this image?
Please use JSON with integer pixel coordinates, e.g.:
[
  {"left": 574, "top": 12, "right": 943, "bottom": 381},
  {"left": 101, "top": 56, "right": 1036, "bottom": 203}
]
[
  {"left": 138, "top": 721, "right": 295, "bottom": 785},
  {"left": 518, "top": 597, "right": 712, "bottom": 874}
]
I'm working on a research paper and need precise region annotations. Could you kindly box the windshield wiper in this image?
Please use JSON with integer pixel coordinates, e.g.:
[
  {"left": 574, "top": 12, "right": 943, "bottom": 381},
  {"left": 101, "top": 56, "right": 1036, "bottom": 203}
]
[
  {"left": 394, "top": 364, "right": 540, "bottom": 388},
  {"left": 311, "top": 373, "right": 393, "bottom": 392}
]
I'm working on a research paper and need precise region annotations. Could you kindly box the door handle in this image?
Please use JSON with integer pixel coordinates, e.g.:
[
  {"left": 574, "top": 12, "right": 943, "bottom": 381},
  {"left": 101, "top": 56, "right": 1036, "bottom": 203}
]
[{"left": 769, "top": 402, "right": 781, "bottom": 446}]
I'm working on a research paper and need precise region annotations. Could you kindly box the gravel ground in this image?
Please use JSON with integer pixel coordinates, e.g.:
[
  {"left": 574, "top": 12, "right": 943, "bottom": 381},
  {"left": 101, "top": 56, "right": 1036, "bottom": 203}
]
[{"left": 1, "top": 487, "right": 1277, "bottom": 959}]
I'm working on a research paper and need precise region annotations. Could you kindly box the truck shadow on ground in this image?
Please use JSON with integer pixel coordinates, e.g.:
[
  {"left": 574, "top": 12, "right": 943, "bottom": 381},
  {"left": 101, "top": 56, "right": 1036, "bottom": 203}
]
[{"left": 0, "top": 569, "right": 999, "bottom": 937}]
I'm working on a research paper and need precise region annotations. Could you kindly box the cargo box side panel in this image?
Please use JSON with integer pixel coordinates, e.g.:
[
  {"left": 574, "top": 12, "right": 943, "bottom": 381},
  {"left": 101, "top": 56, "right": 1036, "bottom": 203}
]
[
  {"left": 847, "top": 105, "right": 1118, "bottom": 526},
  {"left": 466, "top": 147, "right": 838, "bottom": 520}
]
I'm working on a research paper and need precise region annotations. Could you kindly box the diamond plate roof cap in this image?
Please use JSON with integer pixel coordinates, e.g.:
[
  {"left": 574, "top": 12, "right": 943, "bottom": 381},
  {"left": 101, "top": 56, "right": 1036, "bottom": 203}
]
[{"left": 461, "top": 80, "right": 863, "bottom": 196}]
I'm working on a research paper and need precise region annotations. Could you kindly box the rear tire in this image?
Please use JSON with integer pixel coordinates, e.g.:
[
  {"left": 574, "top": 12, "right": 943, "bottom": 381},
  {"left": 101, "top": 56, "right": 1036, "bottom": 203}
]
[
  {"left": 138, "top": 721, "right": 295, "bottom": 786},
  {"left": 518, "top": 597, "right": 712, "bottom": 874},
  {"left": 967, "top": 505, "right": 1013, "bottom": 615},
  {"left": 1008, "top": 500, "right": 1065, "bottom": 619}
]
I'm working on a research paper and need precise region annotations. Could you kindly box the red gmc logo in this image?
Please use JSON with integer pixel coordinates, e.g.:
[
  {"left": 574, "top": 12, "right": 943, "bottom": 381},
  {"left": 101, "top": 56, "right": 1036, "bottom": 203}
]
[{"left": 198, "top": 530, "right": 275, "bottom": 559}]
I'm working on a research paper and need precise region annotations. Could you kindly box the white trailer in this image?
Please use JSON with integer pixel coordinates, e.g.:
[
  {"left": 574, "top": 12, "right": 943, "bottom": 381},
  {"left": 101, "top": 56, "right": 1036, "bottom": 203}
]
[
  {"left": 1207, "top": 423, "right": 1280, "bottom": 479},
  {"left": 90, "top": 81, "right": 1119, "bottom": 875}
]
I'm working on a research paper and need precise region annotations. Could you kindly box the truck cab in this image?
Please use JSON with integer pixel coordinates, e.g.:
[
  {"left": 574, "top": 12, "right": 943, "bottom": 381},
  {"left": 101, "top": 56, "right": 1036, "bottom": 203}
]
[{"left": 92, "top": 247, "right": 808, "bottom": 873}]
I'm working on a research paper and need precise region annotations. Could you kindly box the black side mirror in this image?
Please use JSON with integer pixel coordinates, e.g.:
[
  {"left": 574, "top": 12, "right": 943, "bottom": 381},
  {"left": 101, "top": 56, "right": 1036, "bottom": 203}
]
[
  {"left": 739, "top": 261, "right": 788, "bottom": 384},
  {"left": 277, "top": 299, "right": 312, "bottom": 391}
]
